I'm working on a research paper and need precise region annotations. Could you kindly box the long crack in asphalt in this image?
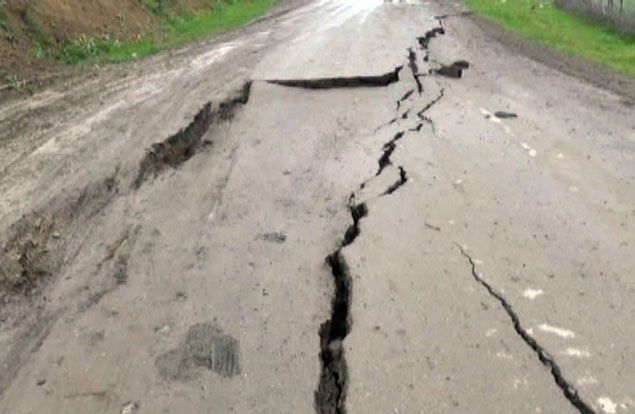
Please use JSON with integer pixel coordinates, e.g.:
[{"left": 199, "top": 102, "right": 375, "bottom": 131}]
[
  {"left": 457, "top": 245, "right": 597, "bottom": 414},
  {"left": 266, "top": 67, "right": 403, "bottom": 89},
  {"left": 313, "top": 21, "right": 452, "bottom": 414}
]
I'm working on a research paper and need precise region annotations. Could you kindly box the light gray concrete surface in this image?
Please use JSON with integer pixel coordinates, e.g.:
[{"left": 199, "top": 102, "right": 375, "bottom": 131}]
[{"left": 0, "top": 1, "right": 634, "bottom": 413}]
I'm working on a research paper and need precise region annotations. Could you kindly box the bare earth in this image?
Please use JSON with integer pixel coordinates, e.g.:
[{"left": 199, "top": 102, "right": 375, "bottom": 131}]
[{"left": 1, "top": 1, "right": 635, "bottom": 414}]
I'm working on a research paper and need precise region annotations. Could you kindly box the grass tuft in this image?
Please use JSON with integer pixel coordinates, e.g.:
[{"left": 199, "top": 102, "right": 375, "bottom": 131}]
[
  {"left": 0, "top": 1, "right": 8, "bottom": 34},
  {"left": 467, "top": 0, "right": 635, "bottom": 76}
]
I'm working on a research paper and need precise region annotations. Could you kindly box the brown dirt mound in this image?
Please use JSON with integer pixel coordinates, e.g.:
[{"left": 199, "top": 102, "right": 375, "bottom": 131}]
[{"left": 0, "top": 0, "right": 212, "bottom": 88}]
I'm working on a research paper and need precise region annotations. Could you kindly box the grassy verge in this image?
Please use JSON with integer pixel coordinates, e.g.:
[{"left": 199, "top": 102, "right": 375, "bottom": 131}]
[
  {"left": 59, "top": 0, "right": 276, "bottom": 64},
  {"left": 466, "top": 0, "right": 635, "bottom": 76}
]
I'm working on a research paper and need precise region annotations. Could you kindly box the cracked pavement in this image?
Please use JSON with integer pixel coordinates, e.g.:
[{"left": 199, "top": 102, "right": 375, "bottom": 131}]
[{"left": 1, "top": 1, "right": 635, "bottom": 413}]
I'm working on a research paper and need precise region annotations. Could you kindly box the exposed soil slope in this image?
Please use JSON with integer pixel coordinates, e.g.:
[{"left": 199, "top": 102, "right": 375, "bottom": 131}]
[{"left": 0, "top": 0, "right": 212, "bottom": 81}]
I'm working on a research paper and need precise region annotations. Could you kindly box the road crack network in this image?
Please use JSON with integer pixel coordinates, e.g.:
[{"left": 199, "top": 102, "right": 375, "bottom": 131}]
[
  {"left": 262, "top": 15, "right": 458, "bottom": 413},
  {"left": 456, "top": 245, "right": 597, "bottom": 414},
  {"left": 312, "top": 19, "right": 453, "bottom": 414}
]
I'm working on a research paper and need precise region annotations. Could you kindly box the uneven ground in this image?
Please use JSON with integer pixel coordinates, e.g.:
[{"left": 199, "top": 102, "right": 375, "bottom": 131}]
[
  {"left": 1, "top": 0, "right": 635, "bottom": 413},
  {"left": 0, "top": 0, "right": 271, "bottom": 96}
]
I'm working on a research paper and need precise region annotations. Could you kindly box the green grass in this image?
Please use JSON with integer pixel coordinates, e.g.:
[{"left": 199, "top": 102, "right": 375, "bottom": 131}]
[
  {"left": 467, "top": 0, "right": 635, "bottom": 76},
  {"left": 58, "top": 0, "right": 276, "bottom": 64},
  {"left": 0, "top": 5, "right": 8, "bottom": 34}
]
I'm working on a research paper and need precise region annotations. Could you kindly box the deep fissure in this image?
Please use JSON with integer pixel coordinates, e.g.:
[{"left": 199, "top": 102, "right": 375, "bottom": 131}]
[
  {"left": 316, "top": 22, "right": 450, "bottom": 413},
  {"left": 377, "top": 131, "right": 405, "bottom": 175},
  {"left": 266, "top": 67, "right": 403, "bottom": 90},
  {"left": 457, "top": 246, "right": 597, "bottom": 414},
  {"left": 316, "top": 203, "right": 367, "bottom": 414}
]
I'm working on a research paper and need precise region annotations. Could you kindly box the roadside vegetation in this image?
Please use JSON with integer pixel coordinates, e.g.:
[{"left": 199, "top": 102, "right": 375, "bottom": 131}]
[
  {"left": 467, "top": 0, "right": 635, "bottom": 76},
  {"left": 60, "top": 0, "right": 276, "bottom": 64},
  {"left": 0, "top": 0, "right": 276, "bottom": 69}
]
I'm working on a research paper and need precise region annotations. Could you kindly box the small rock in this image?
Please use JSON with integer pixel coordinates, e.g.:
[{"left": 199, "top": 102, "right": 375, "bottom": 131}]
[
  {"left": 260, "top": 232, "right": 287, "bottom": 244},
  {"left": 51, "top": 232, "right": 61, "bottom": 239},
  {"left": 36, "top": 379, "right": 46, "bottom": 386},
  {"left": 494, "top": 111, "right": 517, "bottom": 119},
  {"left": 121, "top": 401, "right": 139, "bottom": 414}
]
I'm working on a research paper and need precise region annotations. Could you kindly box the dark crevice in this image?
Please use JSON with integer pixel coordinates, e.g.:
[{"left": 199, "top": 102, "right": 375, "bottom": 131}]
[
  {"left": 377, "top": 143, "right": 395, "bottom": 176},
  {"left": 396, "top": 89, "right": 414, "bottom": 110},
  {"left": 452, "top": 60, "right": 470, "bottom": 69},
  {"left": 407, "top": 48, "right": 423, "bottom": 94},
  {"left": 434, "top": 61, "right": 469, "bottom": 79},
  {"left": 343, "top": 203, "right": 369, "bottom": 247},
  {"left": 373, "top": 117, "right": 398, "bottom": 133},
  {"left": 457, "top": 245, "right": 597, "bottom": 414},
  {"left": 383, "top": 166, "right": 408, "bottom": 195},
  {"left": 417, "top": 27, "right": 445, "bottom": 50},
  {"left": 133, "top": 82, "right": 252, "bottom": 188},
  {"left": 417, "top": 88, "right": 445, "bottom": 120},
  {"left": 267, "top": 67, "right": 403, "bottom": 90},
  {"left": 409, "top": 123, "right": 424, "bottom": 132},
  {"left": 316, "top": 203, "right": 368, "bottom": 414},
  {"left": 377, "top": 131, "right": 405, "bottom": 176}
]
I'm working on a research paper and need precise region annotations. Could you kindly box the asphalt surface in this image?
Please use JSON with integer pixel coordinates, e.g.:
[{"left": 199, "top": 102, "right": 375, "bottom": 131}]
[{"left": 0, "top": 1, "right": 634, "bottom": 413}]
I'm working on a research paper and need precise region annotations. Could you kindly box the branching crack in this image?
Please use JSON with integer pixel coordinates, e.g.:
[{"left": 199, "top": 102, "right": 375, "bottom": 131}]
[
  {"left": 377, "top": 131, "right": 405, "bottom": 176},
  {"left": 417, "top": 27, "right": 445, "bottom": 50},
  {"left": 383, "top": 166, "right": 408, "bottom": 196},
  {"left": 417, "top": 88, "right": 445, "bottom": 120},
  {"left": 267, "top": 67, "right": 403, "bottom": 90},
  {"left": 456, "top": 245, "right": 596, "bottom": 414},
  {"left": 317, "top": 22, "right": 452, "bottom": 414}
]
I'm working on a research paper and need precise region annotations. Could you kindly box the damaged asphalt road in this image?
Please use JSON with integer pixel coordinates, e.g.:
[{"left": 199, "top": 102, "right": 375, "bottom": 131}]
[{"left": 1, "top": 1, "right": 635, "bottom": 414}]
